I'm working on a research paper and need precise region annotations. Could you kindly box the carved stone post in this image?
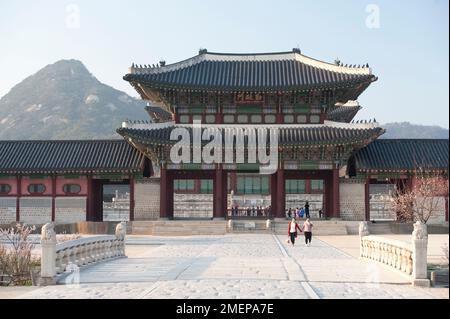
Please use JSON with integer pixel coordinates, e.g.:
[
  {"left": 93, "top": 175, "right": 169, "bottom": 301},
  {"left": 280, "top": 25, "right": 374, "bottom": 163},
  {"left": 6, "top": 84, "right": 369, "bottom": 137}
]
[
  {"left": 115, "top": 221, "right": 127, "bottom": 257},
  {"left": 411, "top": 221, "right": 430, "bottom": 287},
  {"left": 40, "top": 222, "right": 57, "bottom": 285},
  {"left": 227, "top": 219, "right": 233, "bottom": 232},
  {"left": 359, "top": 221, "right": 369, "bottom": 258},
  {"left": 266, "top": 219, "right": 271, "bottom": 230}
]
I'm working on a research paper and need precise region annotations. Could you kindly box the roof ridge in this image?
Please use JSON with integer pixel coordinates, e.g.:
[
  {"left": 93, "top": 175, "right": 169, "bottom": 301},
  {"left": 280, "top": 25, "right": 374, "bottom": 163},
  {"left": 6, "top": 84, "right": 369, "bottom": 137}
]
[
  {"left": 0, "top": 139, "right": 126, "bottom": 143},
  {"left": 128, "top": 49, "right": 372, "bottom": 76},
  {"left": 375, "top": 139, "right": 449, "bottom": 142}
]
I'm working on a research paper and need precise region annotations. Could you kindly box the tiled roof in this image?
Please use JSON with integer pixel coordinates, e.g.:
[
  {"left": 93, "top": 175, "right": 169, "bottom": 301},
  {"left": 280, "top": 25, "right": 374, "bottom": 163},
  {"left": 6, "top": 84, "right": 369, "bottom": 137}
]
[
  {"left": 124, "top": 49, "right": 376, "bottom": 92},
  {"left": 354, "top": 139, "right": 449, "bottom": 173},
  {"left": 328, "top": 103, "right": 362, "bottom": 123},
  {"left": 0, "top": 140, "right": 145, "bottom": 175},
  {"left": 145, "top": 105, "right": 172, "bottom": 122},
  {"left": 117, "top": 122, "right": 384, "bottom": 148}
]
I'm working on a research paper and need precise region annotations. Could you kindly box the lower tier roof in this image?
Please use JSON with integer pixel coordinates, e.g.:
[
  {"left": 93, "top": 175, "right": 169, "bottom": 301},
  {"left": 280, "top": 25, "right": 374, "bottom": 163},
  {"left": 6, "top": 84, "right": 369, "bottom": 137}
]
[
  {"left": 353, "top": 139, "right": 449, "bottom": 173},
  {"left": 117, "top": 122, "right": 384, "bottom": 147},
  {"left": 0, "top": 140, "right": 145, "bottom": 175}
]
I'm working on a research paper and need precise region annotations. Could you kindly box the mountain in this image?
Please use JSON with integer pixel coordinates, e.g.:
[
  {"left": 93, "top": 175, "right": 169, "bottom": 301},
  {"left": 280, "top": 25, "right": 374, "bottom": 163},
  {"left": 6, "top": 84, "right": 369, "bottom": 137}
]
[
  {"left": 380, "top": 122, "right": 449, "bottom": 139},
  {"left": 0, "top": 59, "right": 148, "bottom": 140},
  {"left": 1, "top": 61, "right": 448, "bottom": 141}
]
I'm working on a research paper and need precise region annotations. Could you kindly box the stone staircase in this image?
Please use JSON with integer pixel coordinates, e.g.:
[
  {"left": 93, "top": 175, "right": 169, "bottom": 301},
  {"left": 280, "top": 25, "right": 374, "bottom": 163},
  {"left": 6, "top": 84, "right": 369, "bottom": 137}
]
[
  {"left": 230, "top": 220, "right": 271, "bottom": 233},
  {"left": 130, "top": 220, "right": 227, "bottom": 236},
  {"left": 367, "top": 222, "right": 393, "bottom": 235}
]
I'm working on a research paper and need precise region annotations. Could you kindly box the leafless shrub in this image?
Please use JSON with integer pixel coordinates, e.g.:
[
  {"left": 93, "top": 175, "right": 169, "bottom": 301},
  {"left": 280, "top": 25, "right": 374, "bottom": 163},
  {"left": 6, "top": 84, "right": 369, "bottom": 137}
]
[
  {"left": 0, "top": 223, "right": 40, "bottom": 285},
  {"left": 392, "top": 174, "right": 448, "bottom": 224}
]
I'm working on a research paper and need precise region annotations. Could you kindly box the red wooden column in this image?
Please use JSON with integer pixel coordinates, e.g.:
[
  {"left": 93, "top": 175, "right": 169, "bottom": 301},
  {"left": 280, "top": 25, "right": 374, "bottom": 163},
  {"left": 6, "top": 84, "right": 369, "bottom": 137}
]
[
  {"left": 16, "top": 176, "right": 22, "bottom": 222},
  {"left": 159, "top": 166, "right": 168, "bottom": 219},
  {"left": 129, "top": 175, "right": 135, "bottom": 221},
  {"left": 364, "top": 178, "right": 370, "bottom": 221},
  {"left": 51, "top": 176, "right": 56, "bottom": 222},
  {"left": 276, "top": 168, "right": 285, "bottom": 218},
  {"left": 86, "top": 176, "right": 92, "bottom": 221},
  {"left": 445, "top": 196, "right": 448, "bottom": 222},
  {"left": 213, "top": 166, "right": 225, "bottom": 218},
  {"left": 332, "top": 168, "right": 340, "bottom": 218},
  {"left": 167, "top": 171, "right": 174, "bottom": 219},
  {"left": 270, "top": 173, "right": 277, "bottom": 218},
  {"left": 305, "top": 179, "right": 312, "bottom": 194},
  {"left": 324, "top": 173, "right": 332, "bottom": 218}
]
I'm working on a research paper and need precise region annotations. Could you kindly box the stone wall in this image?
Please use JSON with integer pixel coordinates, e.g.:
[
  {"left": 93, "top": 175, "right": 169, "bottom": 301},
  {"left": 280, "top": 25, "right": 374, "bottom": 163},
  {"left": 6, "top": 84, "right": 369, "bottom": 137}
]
[
  {"left": 19, "top": 197, "right": 52, "bottom": 225},
  {"left": 369, "top": 184, "right": 397, "bottom": 221},
  {"left": 0, "top": 197, "right": 16, "bottom": 224},
  {"left": 340, "top": 181, "right": 365, "bottom": 221},
  {"left": 418, "top": 196, "right": 447, "bottom": 225},
  {"left": 55, "top": 197, "right": 86, "bottom": 224},
  {"left": 134, "top": 178, "right": 160, "bottom": 220},
  {"left": 174, "top": 193, "right": 213, "bottom": 219}
]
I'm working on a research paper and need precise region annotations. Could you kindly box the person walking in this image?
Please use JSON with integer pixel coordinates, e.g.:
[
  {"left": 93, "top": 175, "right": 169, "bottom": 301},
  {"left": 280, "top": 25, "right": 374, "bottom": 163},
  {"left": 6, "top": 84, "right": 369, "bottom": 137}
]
[
  {"left": 299, "top": 206, "right": 305, "bottom": 219},
  {"left": 303, "top": 218, "right": 313, "bottom": 247},
  {"left": 287, "top": 218, "right": 302, "bottom": 247},
  {"left": 304, "top": 201, "right": 310, "bottom": 219}
]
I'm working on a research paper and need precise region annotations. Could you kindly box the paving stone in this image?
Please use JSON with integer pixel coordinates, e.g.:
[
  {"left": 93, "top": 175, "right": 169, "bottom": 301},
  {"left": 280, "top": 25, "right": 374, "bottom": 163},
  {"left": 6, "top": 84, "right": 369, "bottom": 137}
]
[{"left": 15, "top": 234, "right": 448, "bottom": 299}]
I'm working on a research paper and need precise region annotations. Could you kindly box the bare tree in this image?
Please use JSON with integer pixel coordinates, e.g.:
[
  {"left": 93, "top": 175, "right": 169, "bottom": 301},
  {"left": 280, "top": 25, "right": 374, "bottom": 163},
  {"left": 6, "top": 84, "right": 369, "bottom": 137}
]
[{"left": 392, "top": 174, "right": 448, "bottom": 224}]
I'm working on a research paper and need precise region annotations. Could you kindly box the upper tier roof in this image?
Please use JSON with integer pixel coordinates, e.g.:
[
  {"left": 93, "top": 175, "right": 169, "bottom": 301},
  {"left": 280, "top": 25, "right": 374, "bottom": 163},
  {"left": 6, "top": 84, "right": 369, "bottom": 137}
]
[
  {"left": 0, "top": 140, "right": 145, "bottom": 175},
  {"left": 124, "top": 49, "right": 376, "bottom": 93}
]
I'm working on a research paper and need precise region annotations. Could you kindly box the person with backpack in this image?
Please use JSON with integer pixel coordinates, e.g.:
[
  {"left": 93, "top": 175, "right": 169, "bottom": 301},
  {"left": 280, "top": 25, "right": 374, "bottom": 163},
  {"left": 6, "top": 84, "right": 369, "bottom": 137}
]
[
  {"left": 299, "top": 207, "right": 305, "bottom": 219},
  {"left": 303, "top": 218, "right": 313, "bottom": 247},
  {"left": 304, "top": 201, "right": 310, "bottom": 219},
  {"left": 287, "top": 218, "right": 302, "bottom": 247}
]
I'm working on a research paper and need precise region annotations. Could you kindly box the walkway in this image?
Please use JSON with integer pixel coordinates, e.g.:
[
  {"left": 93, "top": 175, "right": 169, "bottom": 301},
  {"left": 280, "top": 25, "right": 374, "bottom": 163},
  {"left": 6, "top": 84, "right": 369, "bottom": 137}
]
[{"left": 15, "top": 234, "right": 448, "bottom": 299}]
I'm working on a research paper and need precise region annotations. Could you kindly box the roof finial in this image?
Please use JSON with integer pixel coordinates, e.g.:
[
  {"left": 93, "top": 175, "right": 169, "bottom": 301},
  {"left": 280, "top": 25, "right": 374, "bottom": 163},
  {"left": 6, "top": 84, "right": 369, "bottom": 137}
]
[
  {"left": 292, "top": 47, "right": 301, "bottom": 54},
  {"left": 159, "top": 60, "right": 166, "bottom": 67},
  {"left": 334, "top": 58, "right": 341, "bottom": 66},
  {"left": 199, "top": 48, "right": 207, "bottom": 55}
]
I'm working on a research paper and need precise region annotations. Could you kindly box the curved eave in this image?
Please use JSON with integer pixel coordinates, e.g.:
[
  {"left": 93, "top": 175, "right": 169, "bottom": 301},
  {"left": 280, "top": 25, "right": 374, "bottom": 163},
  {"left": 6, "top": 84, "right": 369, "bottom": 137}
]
[
  {"left": 124, "top": 74, "right": 376, "bottom": 94},
  {"left": 116, "top": 125, "right": 384, "bottom": 149},
  {"left": 357, "top": 168, "right": 449, "bottom": 174},
  {"left": 0, "top": 168, "right": 142, "bottom": 175}
]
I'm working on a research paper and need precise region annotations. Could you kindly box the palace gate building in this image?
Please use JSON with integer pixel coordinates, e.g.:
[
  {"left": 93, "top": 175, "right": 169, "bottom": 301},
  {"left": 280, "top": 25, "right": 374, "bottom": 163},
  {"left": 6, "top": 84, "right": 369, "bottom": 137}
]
[{"left": 0, "top": 49, "right": 448, "bottom": 226}]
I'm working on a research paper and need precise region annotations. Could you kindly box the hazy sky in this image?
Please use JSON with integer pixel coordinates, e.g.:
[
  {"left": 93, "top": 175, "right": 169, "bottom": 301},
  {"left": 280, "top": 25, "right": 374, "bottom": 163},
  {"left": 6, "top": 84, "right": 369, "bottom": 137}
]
[{"left": 0, "top": 0, "right": 448, "bottom": 128}]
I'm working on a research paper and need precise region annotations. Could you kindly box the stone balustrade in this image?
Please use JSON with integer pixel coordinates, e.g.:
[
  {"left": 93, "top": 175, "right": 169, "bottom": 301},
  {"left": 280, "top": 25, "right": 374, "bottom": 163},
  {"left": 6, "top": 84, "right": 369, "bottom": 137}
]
[
  {"left": 40, "top": 222, "right": 126, "bottom": 285},
  {"left": 359, "top": 221, "right": 430, "bottom": 287}
]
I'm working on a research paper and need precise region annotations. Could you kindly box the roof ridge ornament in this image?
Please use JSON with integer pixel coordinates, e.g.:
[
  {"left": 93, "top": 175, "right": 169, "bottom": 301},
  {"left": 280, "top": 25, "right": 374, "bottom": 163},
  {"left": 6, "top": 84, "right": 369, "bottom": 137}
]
[{"left": 199, "top": 48, "right": 208, "bottom": 55}]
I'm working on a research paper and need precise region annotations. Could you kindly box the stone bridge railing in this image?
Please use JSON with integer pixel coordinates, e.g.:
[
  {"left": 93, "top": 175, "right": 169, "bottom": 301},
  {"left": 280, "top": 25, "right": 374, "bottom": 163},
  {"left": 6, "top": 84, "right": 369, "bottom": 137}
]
[
  {"left": 40, "top": 222, "right": 127, "bottom": 285},
  {"left": 359, "top": 221, "right": 430, "bottom": 287}
]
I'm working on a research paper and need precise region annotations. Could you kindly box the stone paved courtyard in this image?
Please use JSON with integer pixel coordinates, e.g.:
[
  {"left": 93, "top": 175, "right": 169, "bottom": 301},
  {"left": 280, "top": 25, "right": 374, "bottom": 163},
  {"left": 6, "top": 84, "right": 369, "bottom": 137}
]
[{"left": 9, "top": 234, "right": 450, "bottom": 299}]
